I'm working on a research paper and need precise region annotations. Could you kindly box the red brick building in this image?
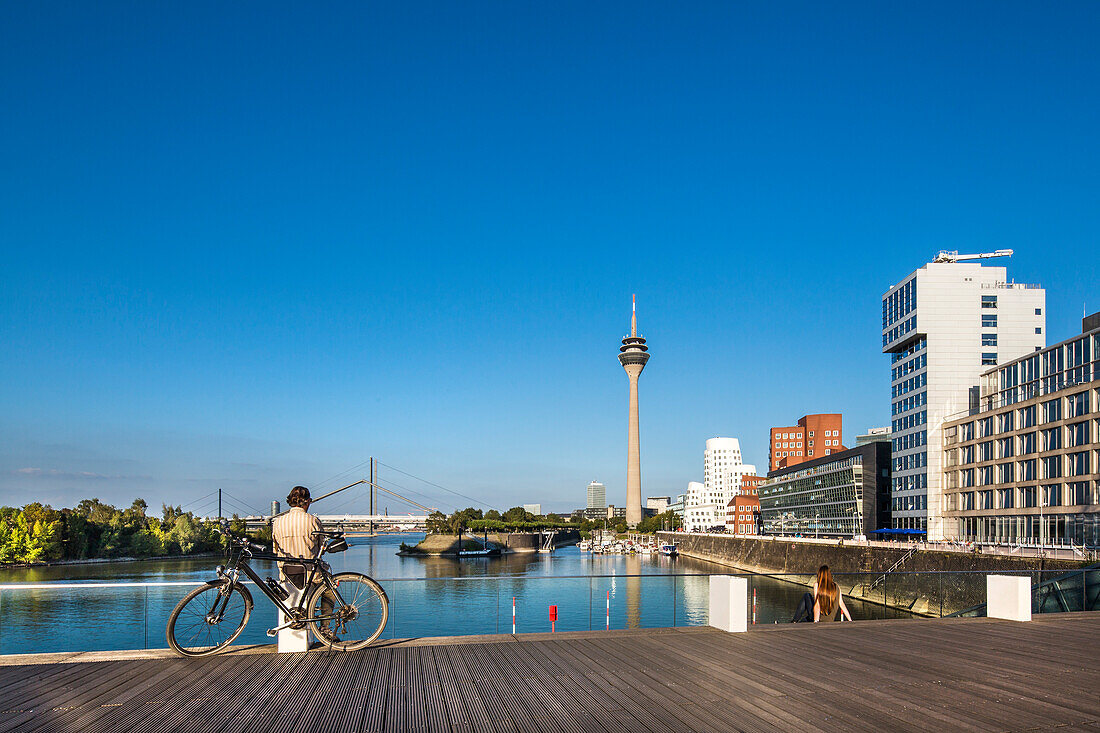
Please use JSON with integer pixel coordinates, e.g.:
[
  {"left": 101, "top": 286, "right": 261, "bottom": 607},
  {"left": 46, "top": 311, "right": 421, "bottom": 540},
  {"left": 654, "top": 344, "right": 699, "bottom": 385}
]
[
  {"left": 726, "top": 494, "right": 761, "bottom": 535},
  {"left": 740, "top": 474, "right": 764, "bottom": 496},
  {"left": 768, "top": 414, "right": 845, "bottom": 473}
]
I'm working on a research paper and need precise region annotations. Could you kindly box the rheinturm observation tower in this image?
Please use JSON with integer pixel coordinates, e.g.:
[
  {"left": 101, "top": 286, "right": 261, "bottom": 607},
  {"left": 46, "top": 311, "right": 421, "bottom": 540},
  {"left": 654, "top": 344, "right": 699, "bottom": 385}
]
[{"left": 618, "top": 295, "right": 649, "bottom": 527}]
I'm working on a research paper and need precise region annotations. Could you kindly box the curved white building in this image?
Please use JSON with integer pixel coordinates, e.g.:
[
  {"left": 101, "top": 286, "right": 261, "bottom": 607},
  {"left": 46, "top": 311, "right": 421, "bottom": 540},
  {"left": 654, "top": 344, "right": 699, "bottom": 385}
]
[{"left": 684, "top": 437, "right": 757, "bottom": 531}]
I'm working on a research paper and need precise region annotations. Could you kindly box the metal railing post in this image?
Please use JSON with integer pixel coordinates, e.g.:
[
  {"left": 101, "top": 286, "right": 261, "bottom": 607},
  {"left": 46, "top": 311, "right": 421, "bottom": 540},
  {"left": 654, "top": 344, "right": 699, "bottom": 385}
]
[{"left": 144, "top": 586, "right": 149, "bottom": 649}]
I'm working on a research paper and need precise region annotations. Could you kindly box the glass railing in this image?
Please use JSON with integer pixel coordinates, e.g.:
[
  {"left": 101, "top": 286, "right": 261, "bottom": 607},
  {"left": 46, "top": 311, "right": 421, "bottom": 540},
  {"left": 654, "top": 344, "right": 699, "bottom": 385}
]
[
  {"left": 947, "top": 563, "right": 1100, "bottom": 617},
  {"left": 1, "top": 568, "right": 1095, "bottom": 656}
]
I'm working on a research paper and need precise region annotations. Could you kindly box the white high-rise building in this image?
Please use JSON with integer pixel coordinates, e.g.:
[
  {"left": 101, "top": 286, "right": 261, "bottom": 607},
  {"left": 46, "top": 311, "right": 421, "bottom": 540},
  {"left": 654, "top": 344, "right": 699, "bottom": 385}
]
[
  {"left": 883, "top": 256, "right": 1045, "bottom": 540},
  {"left": 586, "top": 481, "right": 607, "bottom": 511},
  {"left": 684, "top": 438, "right": 757, "bottom": 531}
]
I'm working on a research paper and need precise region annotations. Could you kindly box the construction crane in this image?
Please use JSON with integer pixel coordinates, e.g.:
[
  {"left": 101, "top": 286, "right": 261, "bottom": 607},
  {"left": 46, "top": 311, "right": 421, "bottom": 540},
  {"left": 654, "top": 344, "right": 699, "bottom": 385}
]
[{"left": 933, "top": 249, "right": 1013, "bottom": 263}]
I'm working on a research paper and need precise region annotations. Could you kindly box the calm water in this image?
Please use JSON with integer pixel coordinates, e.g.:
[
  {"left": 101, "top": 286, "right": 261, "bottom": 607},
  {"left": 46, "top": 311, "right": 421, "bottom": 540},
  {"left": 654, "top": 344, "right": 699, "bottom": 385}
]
[{"left": 0, "top": 534, "right": 912, "bottom": 654}]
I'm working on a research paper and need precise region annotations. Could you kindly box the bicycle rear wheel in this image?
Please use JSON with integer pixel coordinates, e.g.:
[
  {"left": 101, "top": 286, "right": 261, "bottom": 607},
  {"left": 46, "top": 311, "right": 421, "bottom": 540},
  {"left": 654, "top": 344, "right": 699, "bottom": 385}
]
[
  {"left": 307, "top": 572, "right": 388, "bottom": 651},
  {"left": 167, "top": 579, "right": 252, "bottom": 657}
]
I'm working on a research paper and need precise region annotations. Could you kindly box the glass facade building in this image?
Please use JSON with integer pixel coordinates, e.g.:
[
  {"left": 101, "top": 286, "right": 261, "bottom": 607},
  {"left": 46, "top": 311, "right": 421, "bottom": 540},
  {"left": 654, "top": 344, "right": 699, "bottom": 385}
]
[{"left": 759, "top": 443, "right": 891, "bottom": 538}]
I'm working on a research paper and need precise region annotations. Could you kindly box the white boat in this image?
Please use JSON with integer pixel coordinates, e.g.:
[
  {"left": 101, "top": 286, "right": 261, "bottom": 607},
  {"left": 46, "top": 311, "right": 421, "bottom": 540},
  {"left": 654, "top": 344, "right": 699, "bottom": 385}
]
[
  {"left": 658, "top": 544, "right": 678, "bottom": 556},
  {"left": 577, "top": 541, "right": 591, "bottom": 551}
]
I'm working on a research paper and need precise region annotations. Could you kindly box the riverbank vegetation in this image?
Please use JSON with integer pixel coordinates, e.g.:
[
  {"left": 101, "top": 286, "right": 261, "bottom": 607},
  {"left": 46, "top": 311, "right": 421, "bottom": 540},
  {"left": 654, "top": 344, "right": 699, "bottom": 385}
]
[
  {"left": 422, "top": 507, "right": 682, "bottom": 536},
  {"left": 0, "top": 498, "right": 270, "bottom": 565}
]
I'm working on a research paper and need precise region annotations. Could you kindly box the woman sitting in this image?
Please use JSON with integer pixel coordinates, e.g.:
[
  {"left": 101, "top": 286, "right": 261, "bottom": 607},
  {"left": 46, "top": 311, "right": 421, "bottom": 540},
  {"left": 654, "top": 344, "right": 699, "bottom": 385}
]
[{"left": 812, "top": 564, "right": 853, "bottom": 622}]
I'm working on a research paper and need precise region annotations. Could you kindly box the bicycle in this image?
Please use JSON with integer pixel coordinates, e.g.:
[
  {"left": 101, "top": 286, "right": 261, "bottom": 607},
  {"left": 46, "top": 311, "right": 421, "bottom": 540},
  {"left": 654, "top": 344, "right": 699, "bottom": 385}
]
[{"left": 166, "top": 528, "right": 388, "bottom": 657}]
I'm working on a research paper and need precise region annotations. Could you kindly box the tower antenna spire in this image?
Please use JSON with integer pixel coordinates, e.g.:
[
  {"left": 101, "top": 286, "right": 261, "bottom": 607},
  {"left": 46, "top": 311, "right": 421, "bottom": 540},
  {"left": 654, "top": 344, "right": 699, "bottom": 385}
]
[{"left": 631, "top": 294, "right": 637, "bottom": 337}]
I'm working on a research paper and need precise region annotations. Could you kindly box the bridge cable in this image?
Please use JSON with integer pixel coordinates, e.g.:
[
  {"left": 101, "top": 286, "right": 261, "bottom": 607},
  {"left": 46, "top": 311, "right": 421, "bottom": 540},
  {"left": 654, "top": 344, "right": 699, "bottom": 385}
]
[{"left": 377, "top": 462, "right": 499, "bottom": 512}]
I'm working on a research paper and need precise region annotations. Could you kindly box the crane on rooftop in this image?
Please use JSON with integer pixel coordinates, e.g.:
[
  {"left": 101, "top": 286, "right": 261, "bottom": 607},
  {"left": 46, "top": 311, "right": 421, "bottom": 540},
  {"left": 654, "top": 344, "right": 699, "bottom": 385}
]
[{"left": 933, "top": 249, "right": 1014, "bottom": 263}]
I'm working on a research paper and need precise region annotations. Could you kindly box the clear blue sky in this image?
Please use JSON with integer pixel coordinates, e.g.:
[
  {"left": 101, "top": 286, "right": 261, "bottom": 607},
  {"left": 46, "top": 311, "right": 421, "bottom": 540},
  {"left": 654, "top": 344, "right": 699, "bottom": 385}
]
[{"left": 2, "top": 2, "right": 1097, "bottom": 516}]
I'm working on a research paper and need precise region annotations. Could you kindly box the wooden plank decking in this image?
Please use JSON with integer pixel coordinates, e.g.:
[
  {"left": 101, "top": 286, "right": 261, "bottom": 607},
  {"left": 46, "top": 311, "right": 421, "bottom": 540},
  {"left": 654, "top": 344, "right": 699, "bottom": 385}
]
[{"left": 1, "top": 612, "right": 1097, "bottom": 732}]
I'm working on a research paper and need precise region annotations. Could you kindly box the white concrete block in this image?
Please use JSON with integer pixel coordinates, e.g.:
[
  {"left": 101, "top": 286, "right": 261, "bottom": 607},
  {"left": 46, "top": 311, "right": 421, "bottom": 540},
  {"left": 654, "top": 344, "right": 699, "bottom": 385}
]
[
  {"left": 987, "top": 575, "right": 1032, "bottom": 621},
  {"left": 278, "top": 583, "right": 310, "bottom": 652},
  {"left": 709, "top": 575, "right": 748, "bottom": 633}
]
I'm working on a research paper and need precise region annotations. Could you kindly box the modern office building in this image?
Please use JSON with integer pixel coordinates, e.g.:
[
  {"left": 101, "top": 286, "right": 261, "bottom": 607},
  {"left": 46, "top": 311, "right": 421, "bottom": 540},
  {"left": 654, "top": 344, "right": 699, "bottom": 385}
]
[
  {"left": 668, "top": 493, "right": 686, "bottom": 524},
  {"left": 618, "top": 296, "right": 650, "bottom": 526},
  {"left": 684, "top": 438, "right": 757, "bottom": 531},
  {"left": 883, "top": 254, "right": 1045, "bottom": 539},
  {"left": 942, "top": 314, "right": 1099, "bottom": 546},
  {"left": 270, "top": 500, "right": 280, "bottom": 516},
  {"left": 855, "top": 427, "right": 892, "bottom": 446},
  {"left": 759, "top": 442, "right": 891, "bottom": 538},
  {"left": 768, "top": 414, "right": 845, "bottom": 472},
  {"left": 586, "top": 481, "right": 607, "bottom": 512},
  {"left": 523, "top": 504, "right": 542, "bottom": 516}
]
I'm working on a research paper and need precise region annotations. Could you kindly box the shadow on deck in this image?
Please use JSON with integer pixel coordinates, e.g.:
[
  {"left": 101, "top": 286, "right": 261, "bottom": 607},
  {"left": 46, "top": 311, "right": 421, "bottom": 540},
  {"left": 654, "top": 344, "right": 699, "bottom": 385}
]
[{"left": 1, "top": 612, "right": 1098, "bottom": 732}]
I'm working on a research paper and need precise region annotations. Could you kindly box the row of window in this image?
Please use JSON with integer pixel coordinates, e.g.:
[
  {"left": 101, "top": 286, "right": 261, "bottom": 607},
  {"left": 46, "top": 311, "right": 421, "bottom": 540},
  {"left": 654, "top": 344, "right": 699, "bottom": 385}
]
[
  {"left": 983, "top": 336, "right": 1097, "bottom": 409},
  {"left": 895, "top": 452, "right": 928, "bottom": 472},
  {"left": 893, "top": 430, "right": 927, "bottom": 453},
  {"left": 892, "top": 494, "right": 928, "bottom": 512},
  {"left": 950, "top": 421, "right": 1096, "bottom": 464},
  {"left": 949, "top": 451, "right": 1095, "bottom": 487},
  {"left": 883, "top": 315, "right": 917, "bottom": 348},
  {"left": 891, "top": 472, "right": 928, "bottom": 493},
  {"left": 893, "top": 371, "right": 926, "bottom": 399},
  {"left": 882, "top": 278, "right": 916, "bottom": 330},
  {"left": 891, "top": 352, "right": 927, "bottom": 383},
  {"left": 890, "top": 337, "right": 927, "bottom": 365},
  {"left": 892, "top": 410, "right": 927, "bottom": 434},
  {"left": 949, "top": 393, "right": 1095, "bottom": 445},
  {"left": 948, "top": 482, "right": 1095, "bottom": 511},
  {"left": 892, "top": 390, "right": 927, "bottom": 416}
]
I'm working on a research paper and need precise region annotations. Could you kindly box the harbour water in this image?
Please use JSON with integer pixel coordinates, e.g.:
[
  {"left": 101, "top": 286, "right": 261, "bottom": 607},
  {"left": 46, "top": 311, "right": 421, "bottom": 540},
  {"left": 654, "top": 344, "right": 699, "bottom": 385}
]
[{"left": 0, "top": 534, "right": 914, "bottom": 655}]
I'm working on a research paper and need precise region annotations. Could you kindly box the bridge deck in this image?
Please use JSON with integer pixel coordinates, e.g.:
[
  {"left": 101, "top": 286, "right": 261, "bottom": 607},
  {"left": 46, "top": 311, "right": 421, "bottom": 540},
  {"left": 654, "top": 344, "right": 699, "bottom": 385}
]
[{"left": 1, "top": 612, "right": 1097, "bottom": 732}]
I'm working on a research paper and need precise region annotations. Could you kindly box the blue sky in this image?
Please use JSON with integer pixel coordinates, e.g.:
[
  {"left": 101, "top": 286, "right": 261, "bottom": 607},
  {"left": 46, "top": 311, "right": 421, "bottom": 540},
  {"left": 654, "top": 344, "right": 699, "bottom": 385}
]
[{"left": 2, "top": 2, "right": 1097, "bottom": 516}]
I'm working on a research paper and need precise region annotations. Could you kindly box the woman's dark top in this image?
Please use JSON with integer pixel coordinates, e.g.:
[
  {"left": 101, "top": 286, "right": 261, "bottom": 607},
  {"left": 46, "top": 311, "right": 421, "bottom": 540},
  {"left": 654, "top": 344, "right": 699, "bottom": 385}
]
[{"left": 815, "top": 593, "right": 840, "bottom": 622}]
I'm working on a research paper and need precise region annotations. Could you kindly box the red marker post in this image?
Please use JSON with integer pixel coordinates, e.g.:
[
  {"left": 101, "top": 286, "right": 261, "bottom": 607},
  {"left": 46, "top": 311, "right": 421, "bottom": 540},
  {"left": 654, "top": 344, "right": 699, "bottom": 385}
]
[{"left": 549, "top": 604, "right": 558, "bottom": 633}]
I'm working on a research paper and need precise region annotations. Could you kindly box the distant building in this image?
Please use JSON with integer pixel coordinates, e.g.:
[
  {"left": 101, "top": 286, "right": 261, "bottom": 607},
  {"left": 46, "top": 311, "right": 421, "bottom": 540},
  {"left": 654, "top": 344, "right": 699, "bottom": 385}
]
[
  {"left": 606, "top": 505, "right": 626, "bottom": 520},
  {"left": 583, "top": 507, "right": 606, "bottom": 520},
  {"left": 941, "top": 314, "right": 1100, "bottom": 547},
  {"left": 586, "top": 481, "right": 607, "bottom": 511},
  {"left": 760, "top": 442, "right": 891, "bottom": 538},
  {"left": 856, "top": 427, "right": 892, "bottom": 446},
  {"left": 726, "top": 494, "right": 761, "bottom": 536},
  {"left": 769, "top": 414, "right": 845, "bottom": 473},
  {"left": 270, "top": 500, "right": 280, "bottom": 516},
  {"left": 647, "top": 496, "right": 671, "bottom": 513},
  {"left": 668, "top": 493, "right": 686, "bottom": 523},
  {"left": 523, "top": 504, "right": 542, "bottom": 516},
  {"left": 685, "top": 438, "right": 757, "bottom": 531},
  {"left": 883, "top": 255, "right": 1045, "bottom": 539}
]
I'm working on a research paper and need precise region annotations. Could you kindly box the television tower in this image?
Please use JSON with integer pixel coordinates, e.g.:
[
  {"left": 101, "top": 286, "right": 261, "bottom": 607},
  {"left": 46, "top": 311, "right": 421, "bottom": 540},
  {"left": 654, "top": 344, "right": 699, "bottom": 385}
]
[{"left": 618, "top": 295, "right": 649, "bottom": 526}]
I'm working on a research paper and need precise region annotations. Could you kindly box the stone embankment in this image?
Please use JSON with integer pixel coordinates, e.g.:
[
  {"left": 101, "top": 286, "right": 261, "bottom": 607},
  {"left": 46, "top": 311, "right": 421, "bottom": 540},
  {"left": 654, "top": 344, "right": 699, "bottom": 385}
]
[{"left": 658, "top": 532, "right": 1088, "bottom": 615}]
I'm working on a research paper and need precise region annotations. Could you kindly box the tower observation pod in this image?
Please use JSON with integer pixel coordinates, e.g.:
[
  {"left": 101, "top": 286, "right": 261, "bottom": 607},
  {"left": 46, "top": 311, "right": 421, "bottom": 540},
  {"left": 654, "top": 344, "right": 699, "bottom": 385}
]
[{"left": 618, "top": 295, "right": 649, "bottom": 527}]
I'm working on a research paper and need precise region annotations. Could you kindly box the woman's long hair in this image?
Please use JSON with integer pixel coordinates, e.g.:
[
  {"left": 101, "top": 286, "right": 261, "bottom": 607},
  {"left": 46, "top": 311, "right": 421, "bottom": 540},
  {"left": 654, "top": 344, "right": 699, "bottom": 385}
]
[{"left": 815, "top": 565, "right": 838, "bottom": 616}]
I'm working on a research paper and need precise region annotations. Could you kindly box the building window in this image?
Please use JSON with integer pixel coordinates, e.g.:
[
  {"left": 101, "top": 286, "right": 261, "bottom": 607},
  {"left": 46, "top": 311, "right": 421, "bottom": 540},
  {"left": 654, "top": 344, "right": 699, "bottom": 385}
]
[
  {"left": 1067, "top": 392, "right": 1089, "bottom": 418},
  {"left": 1042, "top": 484, "right": 1061, "bottom": 507},
  {"left": 982, "top": 314, "right": 998, "bottom": 328},
  {"left": 982, "top": 333, "right": 998, "bottom": 346},
  {"left": 1035, "top": 308, "right": 1042, "bottom": 315},
  {"left": 981, "top": 295, "right": 998, "bottom": 308},
  {"left": 1042, "top": 398, "right": 1062, "bottom": 423},
  {"left": 1035, "top": 327, "right": 1042, "bottom": 335},
  {"left": 1020, "top": 486, "right": 1037, "bottom": 508},
  {"left": 982, "top": 353, "right": 998, "bottom": 366}
]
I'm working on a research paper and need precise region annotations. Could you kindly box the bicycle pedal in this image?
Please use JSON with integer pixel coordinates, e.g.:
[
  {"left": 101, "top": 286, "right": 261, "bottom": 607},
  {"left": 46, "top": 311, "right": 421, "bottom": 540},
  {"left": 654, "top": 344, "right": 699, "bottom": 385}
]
[{"left": 266, "top": 629, "right": 278, "bottom": 637}]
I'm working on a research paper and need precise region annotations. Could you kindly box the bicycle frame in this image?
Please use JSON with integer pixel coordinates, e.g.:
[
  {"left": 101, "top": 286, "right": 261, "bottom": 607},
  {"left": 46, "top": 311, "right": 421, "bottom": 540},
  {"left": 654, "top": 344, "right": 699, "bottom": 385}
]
[{"left": 214, "top": 545, "right": 350, "bottom": 625}]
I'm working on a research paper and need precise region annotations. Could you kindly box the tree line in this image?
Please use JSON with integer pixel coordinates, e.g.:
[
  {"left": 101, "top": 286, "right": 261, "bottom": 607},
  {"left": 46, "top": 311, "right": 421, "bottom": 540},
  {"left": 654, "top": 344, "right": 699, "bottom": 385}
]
[
  {"left": 424, "top": 506, "right": 682, "bottom": 536},
  {"left": 0, "top": 498, "right": 267, "bottom": 565}
]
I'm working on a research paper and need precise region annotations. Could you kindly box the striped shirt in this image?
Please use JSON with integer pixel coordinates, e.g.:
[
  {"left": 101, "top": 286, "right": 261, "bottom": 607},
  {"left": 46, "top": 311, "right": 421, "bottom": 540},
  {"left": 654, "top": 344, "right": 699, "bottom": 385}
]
[{"left": 272, "top": 506, "right": 324, "bottom": 564}]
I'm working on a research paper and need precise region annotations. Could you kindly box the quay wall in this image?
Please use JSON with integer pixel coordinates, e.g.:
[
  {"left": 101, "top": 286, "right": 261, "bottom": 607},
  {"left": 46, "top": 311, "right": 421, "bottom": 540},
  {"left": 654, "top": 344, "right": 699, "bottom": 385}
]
[{"left": 658, "top": 532, "right": 1087, "bottom": 615}]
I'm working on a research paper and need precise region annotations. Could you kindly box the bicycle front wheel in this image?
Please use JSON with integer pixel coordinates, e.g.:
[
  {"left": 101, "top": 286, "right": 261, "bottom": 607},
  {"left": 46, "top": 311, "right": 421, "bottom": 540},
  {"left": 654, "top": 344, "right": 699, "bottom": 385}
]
[
  {"left": 167, "top": 579, "right": 252, "bottom": 657},
  {"left": 307, "top": 572, "right": 388, "bottom": 652}
]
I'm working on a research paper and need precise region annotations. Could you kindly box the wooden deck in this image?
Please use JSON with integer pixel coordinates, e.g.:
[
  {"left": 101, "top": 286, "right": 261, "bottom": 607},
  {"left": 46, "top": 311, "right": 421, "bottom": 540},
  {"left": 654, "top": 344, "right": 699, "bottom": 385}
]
[{"left": 1, "top": 612, "right": 1098, "bottom": 732}]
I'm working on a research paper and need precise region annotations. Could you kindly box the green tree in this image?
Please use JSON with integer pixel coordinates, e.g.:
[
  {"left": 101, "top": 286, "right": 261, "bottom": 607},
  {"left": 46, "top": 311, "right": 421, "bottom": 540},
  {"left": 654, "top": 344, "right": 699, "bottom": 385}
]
[
  {"left": 484, "top": 509, "right": 502, "bottom": 521},
  {"left": 425, "top": 511, "right": 449, "bottom": 534}
]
